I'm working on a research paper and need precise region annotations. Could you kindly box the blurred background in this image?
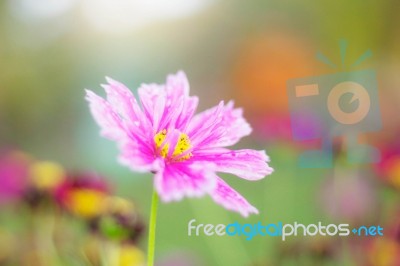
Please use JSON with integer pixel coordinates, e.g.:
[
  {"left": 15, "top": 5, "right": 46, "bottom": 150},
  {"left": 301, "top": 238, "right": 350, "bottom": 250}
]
[{"left": 0, "top": 0, "right": 399, "bottom": 265}]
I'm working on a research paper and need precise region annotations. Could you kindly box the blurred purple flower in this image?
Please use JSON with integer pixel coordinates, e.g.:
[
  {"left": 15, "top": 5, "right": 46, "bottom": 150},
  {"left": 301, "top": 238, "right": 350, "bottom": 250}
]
[
  {"left": 0, "top": 150, "right": 31, "bottom": 205},
  {"left": 85, "top": 71, "right": 273, "bottom": 217}
]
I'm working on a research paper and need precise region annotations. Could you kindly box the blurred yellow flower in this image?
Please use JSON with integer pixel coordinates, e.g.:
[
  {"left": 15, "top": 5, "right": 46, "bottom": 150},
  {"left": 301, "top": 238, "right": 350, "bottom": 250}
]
[
  {"left": 119, "top": 245, "right": 145, "bottom": 266},
  {"left": 29, "top": 161, "right": 65, "bottom": 191},
  {"left": 369, "top": 239, "right": 400, "bottom": 266},
  {"left": 104, "top": 196, "right": 135, "bottom": 216},
  {"left": 67, "top": 189, "right": 107, "bottom": 218},
  {"left": 387, "top": 157, "right": 400, "bottom": 189}
]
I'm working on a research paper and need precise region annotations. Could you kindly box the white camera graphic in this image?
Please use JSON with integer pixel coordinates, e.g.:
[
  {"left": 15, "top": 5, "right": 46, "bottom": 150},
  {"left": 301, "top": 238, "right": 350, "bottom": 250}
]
[{"left": 287, "top": 69, "right": 381, "bottom": 168}]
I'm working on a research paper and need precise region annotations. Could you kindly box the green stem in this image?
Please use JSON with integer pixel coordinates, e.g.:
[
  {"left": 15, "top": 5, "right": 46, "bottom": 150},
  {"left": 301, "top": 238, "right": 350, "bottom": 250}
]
[{"left": 147, "top": 190, "right": 159, "bottom": 266}]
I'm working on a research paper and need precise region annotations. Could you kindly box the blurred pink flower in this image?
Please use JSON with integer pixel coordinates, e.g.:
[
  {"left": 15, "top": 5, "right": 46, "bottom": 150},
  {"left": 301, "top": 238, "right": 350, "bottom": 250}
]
[
  {"left": 86, "top": 71, "right": 273, "bottom": 217},
  {"left": 319, "top": 170, "right": 377, "bottom": 223},
  {"left": 375, "top": 142, "right": 400, "bottom": 190},
  {"left": 0, "top": 150, "right": 31, "bottom": 205},
  {"left": 252, "top": 114, "right": 292, "bottom": 142}
]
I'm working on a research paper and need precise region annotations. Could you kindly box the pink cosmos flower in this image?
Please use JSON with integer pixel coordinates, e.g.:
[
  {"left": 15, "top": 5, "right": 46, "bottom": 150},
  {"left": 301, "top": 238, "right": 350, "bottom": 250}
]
[{"left": 85, "top": 71, "right": 273, "bottom": 217}]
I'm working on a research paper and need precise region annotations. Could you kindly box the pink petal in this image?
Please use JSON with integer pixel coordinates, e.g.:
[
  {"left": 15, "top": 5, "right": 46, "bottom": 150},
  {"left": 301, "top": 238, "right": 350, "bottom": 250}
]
[
  {"left": 136, "top": 71, "right": 199, "bottom": 133},
  {"left": 103, "top": 77, "right": 140, "bottom": 123},
  {"left": 175, "top": 96, "right": 199, "bottom": 132},
  {"left": 85, "top": 90, "right": 125, "bottom": 140},
  {"left": 188, "top": 101, "right": 225, "bottom": 147},
  {"left": 86, "top": 83, "right": 156, "bottom": 171},
  {"left": 138, "top": 83, "right": 167, "bottom": 133},
  {"left": 154, "top": 161, "right": 216, "bottom": 202},
  {"left": 103, "top": 77, "right": 151, "bottom": 138},
  {"left": 210, "top": 177, "right": 259, "bottom": 217},
  {"left": 188, "top": 101, "right": 252, "bottom": 148},
  {"left": 166, "top": 71, "right": 190, "bottom": 97},
  {"left": 118, "top": 140, "right": 159, "bottom": 173},
  {"left": 194, "top": 149, "right": 273, "bottom": 180},
  {"left": 165, "top": 72, "right": 199, "bottom": 131}
]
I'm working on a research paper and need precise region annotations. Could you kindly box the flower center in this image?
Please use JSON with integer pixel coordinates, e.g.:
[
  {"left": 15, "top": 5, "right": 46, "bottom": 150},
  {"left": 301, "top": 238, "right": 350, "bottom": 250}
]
[{"left": 154, "top": 129, "right": 192, "bottom": 161}]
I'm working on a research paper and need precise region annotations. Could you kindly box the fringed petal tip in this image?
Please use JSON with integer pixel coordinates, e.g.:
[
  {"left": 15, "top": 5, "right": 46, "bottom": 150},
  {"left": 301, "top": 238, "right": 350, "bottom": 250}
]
[
  {"left": 154, "top": 162, "right": 217, "bottom": 203},
  {"left": 247, "top": 149, "right": 274, "bottom": 178},
  {"left": 188, "top": 100, "right": 253, "bottom": 148},
  {"left": 84, "top": 89, "right": 96, "bottom": 100},
  {"left": 167, "top": 71, "right": 189, "bottom": 90},
  {"left": 157, "top": 185, "right": 210, "bottom": 203},
  {"left": 226, "top": 100, "right": 253, "bottom": 135},
  {"left": 216, "top": 200, "right": 259, "bottom": 218},
  {"left": 105, "top": 76, "right": 115, "bottom": 84},
  {"left": 167, "top": 70, "right": 187, "bottom": 80},
  {"left": 238, "top": 205, "right": 259, "bottom": 218},
  {"left": 84, "top": 89, "right": 126, "bottom": 140},
  {"left": 194, "top": 149, "right": 273, "bottom": 180},
  {"left": 259, "top": 150, "right": 274, "bottom": 176},
  {"left": 165, "top": 71, "right": 191, "bottom": 102},
  {"left": 156, "top": 179, "right": 216, "bottom": 203},
  {"left": 211, "top": 177, "right": 259, "bottom": 217},
  {"left": 104, "top": 76, "right": 126, "bottom": 87}
]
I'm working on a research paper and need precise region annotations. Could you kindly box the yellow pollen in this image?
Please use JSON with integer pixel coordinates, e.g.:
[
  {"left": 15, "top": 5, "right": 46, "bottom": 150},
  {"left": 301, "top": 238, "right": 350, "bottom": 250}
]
[{"left": 154, "top": 129, "right": 192, "bottom": 161}]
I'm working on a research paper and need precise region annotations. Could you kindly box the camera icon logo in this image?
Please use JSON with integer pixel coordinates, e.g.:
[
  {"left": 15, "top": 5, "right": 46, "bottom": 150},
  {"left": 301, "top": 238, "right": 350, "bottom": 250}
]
[
  {"left": 327, "top": 81, "right": 370, "bottom": 125},
  {"left": 287, "top": 69, "right": 381, "bottom": 168}
]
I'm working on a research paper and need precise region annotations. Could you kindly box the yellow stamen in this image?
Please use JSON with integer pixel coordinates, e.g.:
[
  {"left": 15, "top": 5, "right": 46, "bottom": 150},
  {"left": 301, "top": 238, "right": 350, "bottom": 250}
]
[{"left": 154, "top": 129, "right": 192, "bottom": 161}]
